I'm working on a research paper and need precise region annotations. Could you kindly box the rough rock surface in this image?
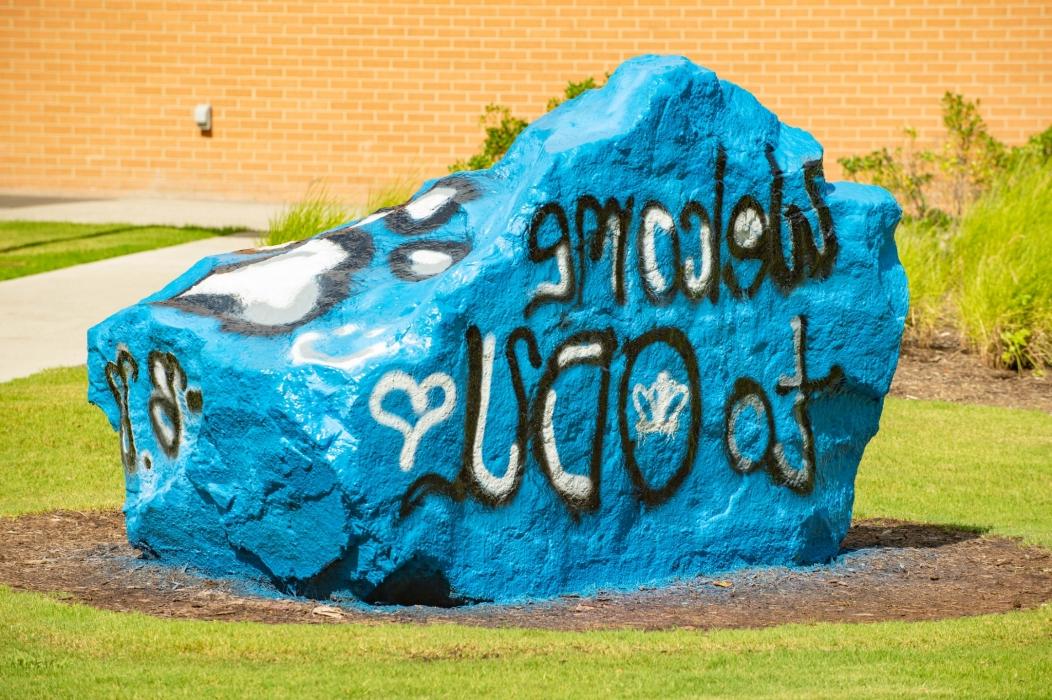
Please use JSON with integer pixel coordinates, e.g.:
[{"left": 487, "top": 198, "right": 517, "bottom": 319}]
[{"left": 88, "top": 55, "right": 907, "bottom": 604}]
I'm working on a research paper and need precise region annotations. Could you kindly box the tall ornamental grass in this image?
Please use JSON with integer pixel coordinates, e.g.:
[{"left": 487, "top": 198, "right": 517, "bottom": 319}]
[
  {"left": 263, "top": 183, "right": 350, "bottom": 247},
  {"left": 262, "top": 179, "right": 415, "bottom": 247},
  {"left": 954, "top": 164, "right": 1052, "bottom": 369},
  {"left": 895, "top": 163, "right": 1052, "bottom": 369},
  {"left": 895, "top": 220, "right": 953, "bottom": 342}
]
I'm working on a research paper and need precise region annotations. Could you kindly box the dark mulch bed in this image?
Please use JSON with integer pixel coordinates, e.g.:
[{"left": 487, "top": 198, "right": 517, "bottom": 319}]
[
  {"left": 891, "top": 336, "right": 1051, "bottom": 414},
  {"left": 1, "top": 511, "right": 1049, "bottom": 631},
  {"left": 2, "top": 340, "right": 1047, "bottom": 630}
]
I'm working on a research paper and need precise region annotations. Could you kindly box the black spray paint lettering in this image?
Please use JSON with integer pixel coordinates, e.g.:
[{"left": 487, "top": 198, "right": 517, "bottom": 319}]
[
  {"left": 524, "top": 146, "right": 838, "bottom": 315},
  {"left": 618, "top": 327, "right": 702, "bottom": 506},
  {"left": 104, "top": 348, "right": 202, "bottom": 470},
  {"left": 574, "top": 195, "right": 633, "bottom": 305},
  {"left": 723, "top": 316, "right": 843, "bottom": 494},
  {"left": 679, "top": 199, "right": 720, "bottom": 303},
  {"left": 400, "top": 326, "right": 542, "bottom": 516},
  {"left": 147, "top": 351, "right": 203, "bottom": 459},
  {"left": 396, "top": 314, "right": 838, "bottom": 516},
  {"left": 723, "top": 147, "right": 838, "bottom": 298},
  {"left": 637, "top": 201, "right": 681, "bottom": 305},
  {"left": 402, "top": 326, "right": 618, "bottom": 517},
  {"left": 529, "top": 329, "right": 618, "bottom": 514},
  {"left": 525, "top": 203, "right": 575, "bottom": 317},
  {"left": 104, "top": 348, "right": 139, "bottom": 474}
]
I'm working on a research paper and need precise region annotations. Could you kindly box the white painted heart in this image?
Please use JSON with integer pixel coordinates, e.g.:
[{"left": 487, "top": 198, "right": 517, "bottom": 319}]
[{"left": 368, "top": 370, "right": 457, "bottom": 471}]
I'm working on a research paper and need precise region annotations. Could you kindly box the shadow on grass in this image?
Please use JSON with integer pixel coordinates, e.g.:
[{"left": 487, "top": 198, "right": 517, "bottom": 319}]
[
  {"left": 842, "top": 520, "right": 989, "bottom": 553},
  {"left": 0, "top": 224, "right": 243, "bottom": 254}
]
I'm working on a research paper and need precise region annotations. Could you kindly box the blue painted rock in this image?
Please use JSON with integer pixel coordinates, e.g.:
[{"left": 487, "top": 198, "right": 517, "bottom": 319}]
[{"left": 88, "top": 55, "right": 907, "bottom": 604}]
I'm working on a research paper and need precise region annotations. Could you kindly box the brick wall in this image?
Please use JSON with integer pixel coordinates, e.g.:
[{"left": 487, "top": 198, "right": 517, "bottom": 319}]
[{"left": 1, "top": 0, "right": 1049, "bottom": 204}]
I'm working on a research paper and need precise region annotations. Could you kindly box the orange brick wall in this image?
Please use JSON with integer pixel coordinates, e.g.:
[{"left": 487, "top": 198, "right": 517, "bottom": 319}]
[{"left": 1, "top": 0, "right": 1050, "bottom": 204}]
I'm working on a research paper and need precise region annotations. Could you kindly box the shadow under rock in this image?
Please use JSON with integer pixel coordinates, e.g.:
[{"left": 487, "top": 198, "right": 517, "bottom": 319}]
[{"left": 841, "top": 520, "right": 987, "bottom": 553}]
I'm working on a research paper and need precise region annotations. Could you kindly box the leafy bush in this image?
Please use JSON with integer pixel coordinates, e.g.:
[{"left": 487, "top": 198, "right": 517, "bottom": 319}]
[
  {"left": 840, "top": 128, "right": 935, "bottom": 220},
  {"left": 448, "top": 106, "right": 528, "bottom": 173},
  {"left": 953, "top": 164, "right": 1052, "bottom": 370},
  {"left": 840, "top": 93, "right": 1009, "bottom": 220},
  {"left": 450, "top": 77, "right": 604, "bottom": 173},
  {"left": 934, "top": 92, "right": 1007, "bottom": 218},
  {"left": 842, "top": 93, "right": 1051, "bottom": 370},
  {"left": 546, "top": 76, "right": 601, "bottom": 111},
  {"left": 1007, "top": 124, "right": 1052, "bottom": 170},
  {"left": 894, "top": 163, "right": 1052, "bottom": 370}
]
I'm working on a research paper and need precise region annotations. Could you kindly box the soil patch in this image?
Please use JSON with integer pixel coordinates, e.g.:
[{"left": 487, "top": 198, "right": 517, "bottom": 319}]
[
  {"left": 2, "top": 511, "right": 1050, "bottom": 631},
  {"left": 891, "top": 337, "right": 1051, "bottom": 414}
]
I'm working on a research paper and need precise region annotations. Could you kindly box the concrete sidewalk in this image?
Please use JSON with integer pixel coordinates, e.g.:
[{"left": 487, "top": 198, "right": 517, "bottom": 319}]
[
  {"left": 0, "top": 194, "right": 285, "bottom": 231},
  {"left": 0, "top": 234, "right": 257, "bottom": 382}
]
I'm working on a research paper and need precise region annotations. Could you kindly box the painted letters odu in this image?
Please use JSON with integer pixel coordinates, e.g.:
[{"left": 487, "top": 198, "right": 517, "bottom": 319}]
[{"left": 88, "top": 56, "right": 907, "bottom": 604}]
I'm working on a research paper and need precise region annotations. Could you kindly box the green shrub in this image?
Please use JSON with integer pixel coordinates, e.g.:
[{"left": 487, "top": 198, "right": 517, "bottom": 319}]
[
  {"left": 840, "top": 128, "right": 935, "bottom": 220},
  {"left": 895, "top": 163, "right": 1052, "bottom": 370},
  {"left": 933, "top": 92, "right": 1007, "bottom": 218},
  {"left": 1006, "top": 125, "right": 1052, "bottom": 170},
  {"left": 450, "top": 77, "right": 604, "bottom": 173},
  {"left": 448, "top": 105, "right": 528, "bottom": 173},
  {"left": 263, "top": 183, "right": 350, "bottom": 247},
  {"left": 546, "top": 76, "right": 601, "bottom": 111},
  {"left": 839, "top": 93, "right": 1009, "bottom": 219},
  {"left": 843, "top": 93, "right": 1050, "bottom": 369},
  {"left": 953, "top": 163, "right": 1052, "bottom": 370}
]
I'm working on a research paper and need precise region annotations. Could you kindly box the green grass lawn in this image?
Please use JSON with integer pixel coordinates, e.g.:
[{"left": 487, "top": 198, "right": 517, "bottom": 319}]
[
  {"left": 0, "top": 221, "right": 236, "bottom": 281},
  {"left": 856, "top": 400, "right": 1052, "bottom": 549},
  {"left": 1, "top": 367, "right": 1050, "bottom": 698}
]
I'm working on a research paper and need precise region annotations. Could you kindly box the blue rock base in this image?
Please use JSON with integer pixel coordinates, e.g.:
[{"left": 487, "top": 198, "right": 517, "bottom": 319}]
[{"left": 88, "top": 55, "right": 907, "bottom": 604}]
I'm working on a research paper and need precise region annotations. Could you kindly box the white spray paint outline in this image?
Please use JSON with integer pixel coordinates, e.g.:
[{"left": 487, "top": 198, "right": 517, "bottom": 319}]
[
  {"left": 468, "top": 333, "right": 521, "bottom": 499},
  {"left": 539, "top": 340, "right": 606, "bottom": 502},
  {"left": 632, "top": 370, "right": 689, "bottom": 437},
  {"left": 369, "top": 370, "right": 457, "bottom": 472},
  {"left": 640, "top": 205, "right": 675, "bottom": 295}
]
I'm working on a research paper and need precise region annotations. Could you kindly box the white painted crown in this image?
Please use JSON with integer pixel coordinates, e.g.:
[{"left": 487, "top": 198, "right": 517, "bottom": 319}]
[{"left": 632, "top": 371, "right": 689, "bottom": 437}]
